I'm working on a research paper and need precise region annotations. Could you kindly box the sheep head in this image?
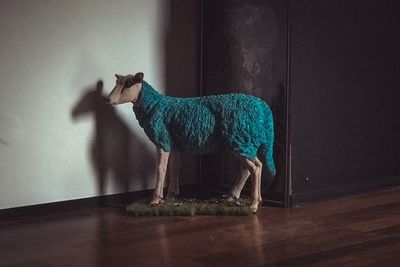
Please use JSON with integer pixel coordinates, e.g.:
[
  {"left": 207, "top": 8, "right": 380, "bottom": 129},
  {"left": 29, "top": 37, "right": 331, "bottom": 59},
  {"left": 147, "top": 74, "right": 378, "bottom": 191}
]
[{"left": 106, "top": 72, "right": 144, "bottom": 106}]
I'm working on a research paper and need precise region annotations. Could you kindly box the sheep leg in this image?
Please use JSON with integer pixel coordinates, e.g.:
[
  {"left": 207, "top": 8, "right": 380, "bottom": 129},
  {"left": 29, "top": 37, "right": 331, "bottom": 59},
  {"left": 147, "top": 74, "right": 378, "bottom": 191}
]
[
  {"left": 242, "top": 157, "right": 263, "bottom": 213},
  {"left": 228, "top": 161, "right": 250, "bottom": 201},
  {"left": 150, "top": 147, "right": 170, "bottom": 206},
  {"left": 254, "top": 158, "right": 263, "bottom": 203},
  {"left": 167, "top": 152, "right": 180, "bottom": 199}
]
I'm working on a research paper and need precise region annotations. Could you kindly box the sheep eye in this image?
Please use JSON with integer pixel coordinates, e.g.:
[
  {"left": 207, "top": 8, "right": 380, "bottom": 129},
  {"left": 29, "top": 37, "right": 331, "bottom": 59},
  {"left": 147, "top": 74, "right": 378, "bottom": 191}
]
[{"left": 125, "top": 80, "right": 133, "bottom": 88}]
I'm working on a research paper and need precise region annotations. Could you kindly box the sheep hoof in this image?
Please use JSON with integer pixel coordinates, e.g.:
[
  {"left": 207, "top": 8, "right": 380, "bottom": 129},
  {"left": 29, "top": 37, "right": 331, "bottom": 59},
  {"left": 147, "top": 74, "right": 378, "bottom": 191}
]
[
  {"left": 226, "top": 196, "right": 236, "bottom": 202},
  {"left": 225, "top": 194, "right": 239, "bottom": 203},
  {"left": 250, "top": 205, "right": 258, "bottom": 213},
  {"left": 149, "top": 197, "right": 164, "bottom": 206},
  {"left": 250, "top": 201, "right": 260, "bottom": 213}
]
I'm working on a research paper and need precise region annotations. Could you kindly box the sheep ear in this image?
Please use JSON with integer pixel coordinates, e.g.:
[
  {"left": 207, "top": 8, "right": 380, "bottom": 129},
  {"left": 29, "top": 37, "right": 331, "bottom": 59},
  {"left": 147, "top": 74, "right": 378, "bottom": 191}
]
[
  {"left": 96, "top": 80, "right": 103, "bottom": 92},
  {"left": 134, "top": 72, "right": 144, "bottom": 83}
]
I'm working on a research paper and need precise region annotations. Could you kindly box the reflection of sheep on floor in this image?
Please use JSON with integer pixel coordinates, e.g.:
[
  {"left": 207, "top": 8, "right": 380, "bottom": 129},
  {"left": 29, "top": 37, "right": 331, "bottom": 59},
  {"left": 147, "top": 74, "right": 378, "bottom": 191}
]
[{"left": 106, "top": 72, "right": 275, "bottom": 212}]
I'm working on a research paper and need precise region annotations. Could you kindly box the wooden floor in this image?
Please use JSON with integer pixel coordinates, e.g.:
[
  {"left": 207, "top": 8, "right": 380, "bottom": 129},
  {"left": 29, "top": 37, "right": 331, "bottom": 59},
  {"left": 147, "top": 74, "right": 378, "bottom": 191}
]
[{"left": 1, "top": 188, "right": 400, "bottom": 267}]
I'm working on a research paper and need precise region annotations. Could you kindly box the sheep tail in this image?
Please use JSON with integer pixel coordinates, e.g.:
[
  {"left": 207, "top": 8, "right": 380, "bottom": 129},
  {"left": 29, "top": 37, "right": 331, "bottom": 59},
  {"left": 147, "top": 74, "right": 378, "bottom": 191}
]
[{"left": 260, "top": 140, "right": 276, "bottom": 177}]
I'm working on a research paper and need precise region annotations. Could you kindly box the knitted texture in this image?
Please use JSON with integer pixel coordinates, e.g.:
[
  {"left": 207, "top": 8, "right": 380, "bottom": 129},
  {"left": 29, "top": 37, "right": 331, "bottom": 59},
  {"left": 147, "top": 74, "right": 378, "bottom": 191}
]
[{"left": 133, "top": 81, "right": 276, "bottom": 176}]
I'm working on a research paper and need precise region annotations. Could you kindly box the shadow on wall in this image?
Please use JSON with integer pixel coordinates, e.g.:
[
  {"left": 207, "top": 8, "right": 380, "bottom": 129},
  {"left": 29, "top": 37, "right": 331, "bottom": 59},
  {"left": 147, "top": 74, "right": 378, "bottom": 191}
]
[{"left": 71, "top": 80, "right": 155, "bottom": 203}]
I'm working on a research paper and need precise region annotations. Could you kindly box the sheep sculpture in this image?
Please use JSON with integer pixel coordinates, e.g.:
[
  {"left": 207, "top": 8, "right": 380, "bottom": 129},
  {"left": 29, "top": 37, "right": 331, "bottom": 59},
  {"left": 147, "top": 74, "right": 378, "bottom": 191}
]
[{"left": 106, "top": 72, "right": 276, "bottom": 212}]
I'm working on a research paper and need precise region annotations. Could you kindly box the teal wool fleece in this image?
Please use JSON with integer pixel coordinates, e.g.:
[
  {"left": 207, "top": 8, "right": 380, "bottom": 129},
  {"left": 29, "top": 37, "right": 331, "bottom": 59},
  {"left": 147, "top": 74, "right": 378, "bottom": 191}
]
[{"left": 133, "top": 81, "right": 276, "bottom": 176}]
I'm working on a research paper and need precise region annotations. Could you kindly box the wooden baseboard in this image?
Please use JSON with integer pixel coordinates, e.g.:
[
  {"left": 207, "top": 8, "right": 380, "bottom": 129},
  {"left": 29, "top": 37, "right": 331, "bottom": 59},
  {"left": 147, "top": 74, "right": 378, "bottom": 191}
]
[
  {"left": 291, "top": 176, "right": 400, "bottom": 205},
  {"left": 0, "top": 184, "right": 199, "bottom": 222},
  {"left": 3, "top": 179, "right": 398, "bottom": 221}
]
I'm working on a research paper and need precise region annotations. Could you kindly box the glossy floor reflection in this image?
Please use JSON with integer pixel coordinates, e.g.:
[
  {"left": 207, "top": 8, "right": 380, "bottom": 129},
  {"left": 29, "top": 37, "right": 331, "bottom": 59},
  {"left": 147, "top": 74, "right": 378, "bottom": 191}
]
[{"left": 1, "top": 187, "right": 400, "bottom": 266}]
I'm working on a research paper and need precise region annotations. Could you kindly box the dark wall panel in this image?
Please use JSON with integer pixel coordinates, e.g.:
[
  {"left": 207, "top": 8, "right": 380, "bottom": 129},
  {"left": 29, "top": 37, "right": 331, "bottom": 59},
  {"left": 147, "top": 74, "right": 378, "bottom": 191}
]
[
  {"left": 290, "top": 0, "right": 400, "bottom": 201},
  {"left": 165, "top": 0, "right": 202, "bottom": 186},
  {"left": 202, "top": 0, "right": 288, "bottom": 203}
]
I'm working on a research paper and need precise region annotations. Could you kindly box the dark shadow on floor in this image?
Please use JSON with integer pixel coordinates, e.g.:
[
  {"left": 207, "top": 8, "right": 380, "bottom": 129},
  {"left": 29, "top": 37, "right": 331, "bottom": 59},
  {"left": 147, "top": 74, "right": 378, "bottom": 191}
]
[{"left": 71, "top": 80, "right": 155, "bottom": 205}]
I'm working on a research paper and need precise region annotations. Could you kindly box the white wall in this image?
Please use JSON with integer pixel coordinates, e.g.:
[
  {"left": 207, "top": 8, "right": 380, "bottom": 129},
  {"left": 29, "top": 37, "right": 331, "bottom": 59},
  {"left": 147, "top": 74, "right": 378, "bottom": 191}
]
[{"left": 0, "top": 0, "right": 200, "bottom": 209}]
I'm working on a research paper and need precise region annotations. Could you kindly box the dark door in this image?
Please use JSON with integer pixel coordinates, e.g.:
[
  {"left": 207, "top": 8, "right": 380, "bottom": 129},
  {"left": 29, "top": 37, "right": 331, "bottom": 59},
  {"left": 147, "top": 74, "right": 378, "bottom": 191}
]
[{"left": 289, "top": 0, "right": 400, "bottom": 203}]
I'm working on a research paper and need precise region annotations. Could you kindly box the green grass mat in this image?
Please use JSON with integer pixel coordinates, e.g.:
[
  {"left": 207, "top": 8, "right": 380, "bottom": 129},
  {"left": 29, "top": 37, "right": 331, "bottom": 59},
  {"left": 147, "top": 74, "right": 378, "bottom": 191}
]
[{"left": 126, "top": 198, "right": 255, "bottom": 216}]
